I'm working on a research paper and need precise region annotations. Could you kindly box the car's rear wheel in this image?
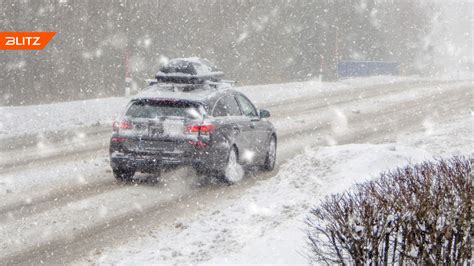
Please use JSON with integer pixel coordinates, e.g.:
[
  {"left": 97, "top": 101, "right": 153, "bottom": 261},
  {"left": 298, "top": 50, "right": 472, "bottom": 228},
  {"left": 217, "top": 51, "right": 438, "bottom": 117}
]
[
  {"left": 113, "top": 167, "right": 135, "bottom": 182},
  {"left": 146, "top": 169, "right": 161, "bottom": 184},
  {"left": 222, "top": 146, "right": 244, "bottom": 184},
  {"left": 262, "top": 135, "right": 276, "bottom": 171}
]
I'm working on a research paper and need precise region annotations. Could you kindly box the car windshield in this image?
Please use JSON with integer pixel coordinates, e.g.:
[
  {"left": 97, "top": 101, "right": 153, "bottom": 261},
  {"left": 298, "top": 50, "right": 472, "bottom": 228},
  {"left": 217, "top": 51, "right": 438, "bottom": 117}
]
[{"left": 125, "top": 100, "right": 202, "bottom": 119}]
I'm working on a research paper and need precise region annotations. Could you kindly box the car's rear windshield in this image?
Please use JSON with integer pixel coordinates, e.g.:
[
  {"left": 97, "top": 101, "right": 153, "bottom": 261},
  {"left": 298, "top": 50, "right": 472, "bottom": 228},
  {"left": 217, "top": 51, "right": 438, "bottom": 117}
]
[{"left": 125, "top": 99, "right": 202, "bottom": 119}]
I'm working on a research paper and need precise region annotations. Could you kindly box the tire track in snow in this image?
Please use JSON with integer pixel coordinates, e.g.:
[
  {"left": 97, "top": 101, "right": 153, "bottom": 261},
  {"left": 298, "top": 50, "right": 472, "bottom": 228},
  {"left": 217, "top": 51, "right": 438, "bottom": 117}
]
[
  {"left": 2, "top": 80, "right": 465, "bottom": 221},
  {"left": 24, "top": 87, "right": 474, "bottom": 265},
  {"left": 1, "top": 82, "right": 472, "bottom": 264},
  {"left": 0, "top": 80, "right": 455, "bottom": 173},
  {"left": 1, "top": 80, "right": 437, "bottom": 215}
]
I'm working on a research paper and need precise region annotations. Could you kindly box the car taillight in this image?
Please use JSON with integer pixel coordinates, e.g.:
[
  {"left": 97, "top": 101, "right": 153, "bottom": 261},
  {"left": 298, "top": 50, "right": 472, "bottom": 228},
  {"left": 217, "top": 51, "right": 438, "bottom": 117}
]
[
  {"left": 185, "top": 124, "right": 215, "bottom": 135},
  {"left": 111, "top": 137, "right": 128, "bottom": 143},
  {"left": 113, "top": 121, "right": 133, "bottom": 131}
]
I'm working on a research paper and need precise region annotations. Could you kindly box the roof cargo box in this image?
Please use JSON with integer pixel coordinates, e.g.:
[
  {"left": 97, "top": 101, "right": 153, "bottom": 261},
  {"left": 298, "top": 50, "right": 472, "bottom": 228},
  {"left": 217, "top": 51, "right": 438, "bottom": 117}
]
[{"left": 155, "top": 57, "right": 224, "bottom": 84}]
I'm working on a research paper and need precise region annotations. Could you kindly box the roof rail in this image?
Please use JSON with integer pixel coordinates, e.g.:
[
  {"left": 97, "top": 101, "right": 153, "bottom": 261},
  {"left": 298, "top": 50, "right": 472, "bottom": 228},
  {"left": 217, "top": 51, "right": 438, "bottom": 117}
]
[{"left": 145, "top": 79, "right": 234, "bottom": 91}]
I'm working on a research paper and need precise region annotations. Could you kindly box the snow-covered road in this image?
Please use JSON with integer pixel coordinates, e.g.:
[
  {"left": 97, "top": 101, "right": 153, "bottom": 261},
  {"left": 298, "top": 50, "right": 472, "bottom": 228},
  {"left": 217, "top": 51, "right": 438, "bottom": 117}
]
[{"left": 0, "top": 77, "right": 472, "bottom": 264}]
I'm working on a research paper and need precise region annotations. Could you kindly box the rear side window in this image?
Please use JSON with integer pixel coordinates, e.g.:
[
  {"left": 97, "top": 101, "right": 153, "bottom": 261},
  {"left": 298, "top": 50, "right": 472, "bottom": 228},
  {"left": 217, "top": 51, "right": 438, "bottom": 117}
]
[
  {"left": 125, "top": 100, "right": 202, "bottom": 119},
  {"left": 213, "top": 95, "right": 242, "bottom": 117},
  {"left": 236, "top": 94, "right": 258, "bottom": 117}
]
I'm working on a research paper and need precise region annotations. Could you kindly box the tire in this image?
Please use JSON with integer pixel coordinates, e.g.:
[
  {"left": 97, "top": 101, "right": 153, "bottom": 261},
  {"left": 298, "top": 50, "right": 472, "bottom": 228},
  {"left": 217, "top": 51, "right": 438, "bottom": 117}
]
[
  {"left": 147, "top": 175, "right": 160, "bottom": 185},
  {"left": 222, "top": 146, "right": 244, "bottom": 184},
  {"left": 262, "top": 135, "right": 277, "bottom": 171},
  {"left": 193, "top": 163, "right": 209, "bottom": 176},
  {"left": 113, "top": 167, "right": 135, "bottom": 182},
  {"left": 146, "top": 169, "right": 161, "bottom": 185}
]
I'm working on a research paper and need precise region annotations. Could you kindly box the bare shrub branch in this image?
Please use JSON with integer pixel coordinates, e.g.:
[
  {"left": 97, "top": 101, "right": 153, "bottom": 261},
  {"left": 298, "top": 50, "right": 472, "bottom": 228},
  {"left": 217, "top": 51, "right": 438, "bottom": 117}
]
[{"left": 306, "top": 156, "right": 472, "bottom": 264}]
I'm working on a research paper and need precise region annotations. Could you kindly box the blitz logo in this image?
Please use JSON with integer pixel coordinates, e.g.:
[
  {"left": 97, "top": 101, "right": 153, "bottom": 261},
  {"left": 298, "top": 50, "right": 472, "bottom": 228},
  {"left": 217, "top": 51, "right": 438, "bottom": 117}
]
[
  {"left": 0, "top": 32, "right": 55, "bottom": 50},
  {"left": 5, "top": 36, "right": 41, "bottom": 46}
]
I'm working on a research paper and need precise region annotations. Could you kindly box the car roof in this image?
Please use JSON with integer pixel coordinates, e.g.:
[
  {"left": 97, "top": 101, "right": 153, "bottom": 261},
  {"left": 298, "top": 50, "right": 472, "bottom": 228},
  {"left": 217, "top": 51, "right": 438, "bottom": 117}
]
[{"left": 132, "top": 84, "right": 235, "bottom": 103}]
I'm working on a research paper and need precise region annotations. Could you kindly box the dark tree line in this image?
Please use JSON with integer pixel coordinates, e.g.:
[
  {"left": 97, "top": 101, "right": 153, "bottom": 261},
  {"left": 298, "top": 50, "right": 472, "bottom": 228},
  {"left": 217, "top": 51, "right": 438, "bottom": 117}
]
[{"left": 0, "top": 0, "right": 432, "bottom": 105}]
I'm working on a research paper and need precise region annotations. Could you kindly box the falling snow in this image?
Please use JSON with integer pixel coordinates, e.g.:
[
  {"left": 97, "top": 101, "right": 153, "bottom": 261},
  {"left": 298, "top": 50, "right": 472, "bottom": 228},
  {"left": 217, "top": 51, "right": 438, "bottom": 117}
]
[{"left": 0, "top": 0, "right": 472, "bottom": 264}]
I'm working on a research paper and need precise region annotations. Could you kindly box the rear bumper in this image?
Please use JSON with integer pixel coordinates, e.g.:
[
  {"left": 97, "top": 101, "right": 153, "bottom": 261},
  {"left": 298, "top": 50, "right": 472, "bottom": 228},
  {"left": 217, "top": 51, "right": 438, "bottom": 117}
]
[
  {"left": 111, "top": 151, "right": 195, "bottom": 170},
  {"left": 110, "top": 148, "right": 226, "bottom": 172},
  {"left": 109, "top": 135, "right": 229, "bottom": 172}
]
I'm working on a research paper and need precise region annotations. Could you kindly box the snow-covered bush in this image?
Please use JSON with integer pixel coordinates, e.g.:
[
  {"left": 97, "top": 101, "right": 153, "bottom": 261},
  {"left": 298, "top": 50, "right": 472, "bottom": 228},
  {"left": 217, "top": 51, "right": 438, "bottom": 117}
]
[{"left": 306, "top": 157, "right": 472, "bottom": 264}]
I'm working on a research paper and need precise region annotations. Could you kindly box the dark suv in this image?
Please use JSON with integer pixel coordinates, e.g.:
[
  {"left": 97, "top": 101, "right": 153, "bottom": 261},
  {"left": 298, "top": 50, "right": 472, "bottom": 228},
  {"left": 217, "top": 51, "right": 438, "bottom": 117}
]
[{"left": 110, "top": 58, "right": 277, "bottom": 183}]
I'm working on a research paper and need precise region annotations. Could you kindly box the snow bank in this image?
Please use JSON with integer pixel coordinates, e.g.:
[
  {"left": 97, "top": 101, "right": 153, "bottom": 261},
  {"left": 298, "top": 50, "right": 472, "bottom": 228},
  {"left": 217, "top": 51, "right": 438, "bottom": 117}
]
[{"left": 0, "top": 97, "right": 129, "bottom": 140}]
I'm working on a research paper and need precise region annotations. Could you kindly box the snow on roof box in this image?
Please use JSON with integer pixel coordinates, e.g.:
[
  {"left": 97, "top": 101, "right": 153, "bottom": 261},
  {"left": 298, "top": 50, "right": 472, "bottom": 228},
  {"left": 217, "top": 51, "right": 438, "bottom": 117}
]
[{"left": 155, "top": 57, "right": 224, "bottom": 84}]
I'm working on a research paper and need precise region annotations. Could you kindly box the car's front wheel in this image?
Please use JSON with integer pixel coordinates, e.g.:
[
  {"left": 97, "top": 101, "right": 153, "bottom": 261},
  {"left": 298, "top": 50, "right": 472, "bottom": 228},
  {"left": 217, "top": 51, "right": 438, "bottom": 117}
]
[
  {"left": 113, "top": 167, "right": 135, "bottom": 182},
  {"left": 262, "top": 135, "right": 276, "bottom": 171}
]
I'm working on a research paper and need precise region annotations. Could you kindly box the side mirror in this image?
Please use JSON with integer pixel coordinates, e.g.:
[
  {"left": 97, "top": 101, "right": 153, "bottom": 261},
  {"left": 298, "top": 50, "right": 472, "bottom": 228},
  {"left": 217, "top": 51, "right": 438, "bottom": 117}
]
[{"left": 259, "top": 109, "right": 271, "bottom": 118}]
